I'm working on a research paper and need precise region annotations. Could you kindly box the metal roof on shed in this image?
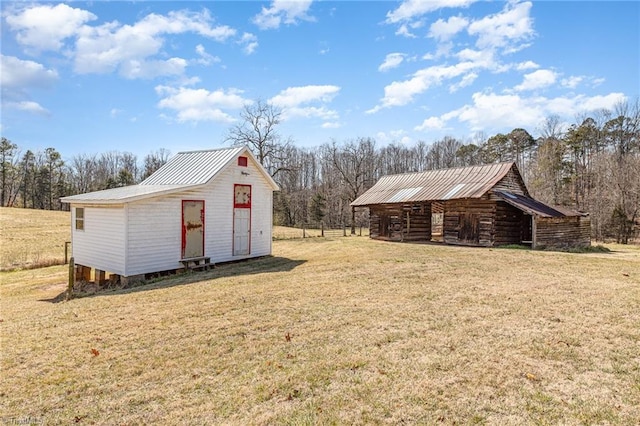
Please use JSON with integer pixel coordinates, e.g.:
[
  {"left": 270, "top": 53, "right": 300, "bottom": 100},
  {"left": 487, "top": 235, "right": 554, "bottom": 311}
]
[
  {"left": 60, "top": 184, "right": 203, "bottom": 205},
  {"left": 141, "top": 146, "right": 245, "bottom": 185},
  {"left": 351, "top": 162, "right": 516, "bottom": 206},
  {"left": 495, "top": 191, "right": 584, "bottom": 218}
]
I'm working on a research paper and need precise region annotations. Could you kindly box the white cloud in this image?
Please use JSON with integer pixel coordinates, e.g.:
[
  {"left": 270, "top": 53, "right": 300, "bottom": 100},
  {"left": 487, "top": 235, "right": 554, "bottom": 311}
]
[
  {"left": 0, "top": 55, "right": 58, "bottom": 89},
  {"left": 1, "top": 55, "right": 57, "bottom": 116},
  {"left": 322, "top": 121, "right": 341, "bottom": 129},
  {"left": 418, "top": 91, "right": 627, "bottom": 134},
  {"left": 6, "top": 5, "right": 238, "bottom": 79},
  {"left": 121, "top": 58, "right": 189, "bottom": 80},
  {"left": 238, "top": 33, "right": 258, "bottom": 55},
  {"left": 253, "top": 0, "right": 314, "bottom": 30},
  {"left": 194, "top": 44, "right": 220, "bottom": 65},
  {"left": 395, "top": 24, "right": 417, "bottom": 38},
  {"left": 378, "top": 53, "right": 406, "bottom": 72},
  {"left": 110, "top": 108, "right": 123, "bottom": 118},
  {"left": 467, "top": 1, "right": 534, "bottom": 51},
  {"left": 9, "top": 101, "right": 50, "bottom": 115},
  {"left": 269, "top": 85, "right": 340, "bottom": 123},
  {"left": 415, "top": 117, "right": 446, "bottom": 131},
  {"left": 155, "top": 85, "right": 249, "bottom": 123},
  {"left": 376, "top": 130, "right": 413, "bottom": 144},
  {"left": 514, "top": 69, "right": 557, "bottom": 91},
  {"left": 449, "top": 72, "right": 478, "bottom": 92},
  {"left": 5, "top": 3, "right": 96, "bottom": 52},
  {"left": 73, "top": 10, "right": 235, "bottom": 78},
  {"left": 269, "top": 85, "right": 340, "bottom": 108},
  {"left": 368, "top": 61, "right": 481, "bottom": 112},
  {"left": 516, "top": 60, "right": 539, "bottom": 71},
  {"left": 284, "top": 106, "right": 339, "bottom": 121},
  {"left": 561, "top": 76, "right": 583, "bottom": 89},
  {"left": 386, "top": 0, "right": 476, "bottom": 24},
  {"left": 428, "top": 15, "right": 469, "bottom": 41}
]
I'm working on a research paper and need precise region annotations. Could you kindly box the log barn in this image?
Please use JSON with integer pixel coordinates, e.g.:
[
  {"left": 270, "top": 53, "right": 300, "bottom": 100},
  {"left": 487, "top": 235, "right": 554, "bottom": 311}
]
[
  {"left": 351, "top": 162, "right": 590, "bottom": 250},
  {"left": 61, "top": 146, "right": 279, "bottom": 284}
]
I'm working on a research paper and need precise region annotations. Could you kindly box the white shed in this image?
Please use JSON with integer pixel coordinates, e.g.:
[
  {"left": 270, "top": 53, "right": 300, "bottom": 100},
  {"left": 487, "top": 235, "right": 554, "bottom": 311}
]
[{"left": 61, "top": 146, "right": 279, "bottom": 282}]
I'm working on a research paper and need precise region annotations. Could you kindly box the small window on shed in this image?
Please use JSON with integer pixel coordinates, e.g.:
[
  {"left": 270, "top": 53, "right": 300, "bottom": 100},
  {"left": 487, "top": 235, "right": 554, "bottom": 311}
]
[
  {"left": 76, "top": 207, "right": 85, "bottom": 231},
  {"left": 238, "top": 156, "right": 248, "bottom": 167}
]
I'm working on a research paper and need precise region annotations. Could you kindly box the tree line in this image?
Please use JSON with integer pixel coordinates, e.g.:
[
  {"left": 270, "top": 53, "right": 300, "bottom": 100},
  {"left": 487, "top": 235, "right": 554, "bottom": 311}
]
[{"left": 1, "top": 99, "right": 638, "bottom": 243}]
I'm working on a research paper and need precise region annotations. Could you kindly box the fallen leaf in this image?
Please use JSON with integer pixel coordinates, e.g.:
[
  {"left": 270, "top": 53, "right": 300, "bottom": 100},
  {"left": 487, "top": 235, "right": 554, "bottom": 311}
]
[{"left": 91, "top": 348, "right": 100, "bottom": 357}]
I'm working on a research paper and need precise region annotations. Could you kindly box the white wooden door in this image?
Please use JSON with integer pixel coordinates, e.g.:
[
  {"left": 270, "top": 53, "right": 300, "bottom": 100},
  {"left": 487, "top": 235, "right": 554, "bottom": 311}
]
[
  {"left": 182, "top": 200, "right": 204, "bottom": 258},
  {"left": 233, "top": 208, "right": 250, "bottom": 255}
]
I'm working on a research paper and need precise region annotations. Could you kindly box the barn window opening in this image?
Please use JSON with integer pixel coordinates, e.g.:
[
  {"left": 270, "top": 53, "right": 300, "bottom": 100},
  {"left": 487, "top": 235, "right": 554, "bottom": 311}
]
[
  {"left": 76, "top": 207, "right": 85, "bottom": 230},
  {"left": 238, "top": 156, "right": 248, "bottom": 167}
]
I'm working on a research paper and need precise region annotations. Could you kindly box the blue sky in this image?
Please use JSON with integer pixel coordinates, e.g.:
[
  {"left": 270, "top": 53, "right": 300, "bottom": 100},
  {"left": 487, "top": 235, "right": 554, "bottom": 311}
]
[{"left": 1, "top": 1, "right": 638, "bottom": 160}]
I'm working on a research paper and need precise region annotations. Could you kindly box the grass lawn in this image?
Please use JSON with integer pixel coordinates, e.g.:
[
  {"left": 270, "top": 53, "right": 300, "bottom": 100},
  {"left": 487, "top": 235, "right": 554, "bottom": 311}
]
[
  {"left": 0, "top": 207, "right": 70, "bottom": 270},
  {"left": 1, "top": 223, "right": 639, "bottom": 424}
]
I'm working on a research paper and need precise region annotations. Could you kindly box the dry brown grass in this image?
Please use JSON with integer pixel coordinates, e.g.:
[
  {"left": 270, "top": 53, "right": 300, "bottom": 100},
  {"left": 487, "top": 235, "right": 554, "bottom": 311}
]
[
  {"left": 0, "top": 207, "right": 70, "bottom": 271},
  {"left": 1, "top": 228, "right": 639, "bottom": 424}
]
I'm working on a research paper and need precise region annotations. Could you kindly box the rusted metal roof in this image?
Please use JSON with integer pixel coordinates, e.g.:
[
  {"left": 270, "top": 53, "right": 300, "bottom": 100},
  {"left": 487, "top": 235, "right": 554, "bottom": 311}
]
[
  {"left": 61, "top": 146, "right": 279, "bottom": 205},
  {"left": 141, "top": 146, "right": 246, "bottom": 185},
  {"left": 351, "top": 162, "right": 516, "bottom": 206},
  {"left": 495, "top": 191, "right": 584, "bottom": 218}
]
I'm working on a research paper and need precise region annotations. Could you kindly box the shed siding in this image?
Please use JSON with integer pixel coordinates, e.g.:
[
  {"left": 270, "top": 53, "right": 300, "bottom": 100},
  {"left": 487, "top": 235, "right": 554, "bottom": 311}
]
[
  {"left": 126, "top": 196, "right": 182, "bottom": 276},
  {"left": 125, "top": 155, "right": 274, "bottom": 276},
  {"left": 72, "top": 206, "right": 126, "bottom": 275},
  {"left": 205, "top": 156, "right": 274, "bottom": 263},
  {"left": 535, "top": 216, "right": 591, "bottom": 250}
]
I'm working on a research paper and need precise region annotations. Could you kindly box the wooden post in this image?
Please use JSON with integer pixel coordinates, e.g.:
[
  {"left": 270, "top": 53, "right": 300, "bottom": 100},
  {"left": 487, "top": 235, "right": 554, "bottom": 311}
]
[
  {"left": 64, "top": 241, "right": 71, "bottom": 264},
  {"left": 359, "top": 226, "right": 362, "bottom": 236},
  {"left": 66, "top": 257, "right": 75, "bottom": 300},
  {"left": 96, "top": 269, "right": 106, "bottom": 286},
  {"left": 343, "top": 224, "right": 347, "bottom": 237},
  {"left": 303, "top": 224, "right": 306, "bottom": 238},
  {"left": 351, "top": 206, "right": 356, "bottom": 235},
  {"left": 321, "top": 222, "right": 325, "bottom": 237}
]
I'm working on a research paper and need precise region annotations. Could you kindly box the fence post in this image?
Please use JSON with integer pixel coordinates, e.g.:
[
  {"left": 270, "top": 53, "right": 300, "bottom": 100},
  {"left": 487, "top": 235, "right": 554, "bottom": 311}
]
[
  {"left": 66, "top": 257, "right": 75, "bottom": 301},
  {"left": 303, "top": 224, "right": 306, "bottom": 238},
  {"left": 321, "top": 222, "right": 324, "bottom": 237},
  {"left": 359, "top": 226, "right": 362, "bottom": 236},
  {"left": 343, "top": 224, "right": 347, "bottom": 237},
  {"left": 65, "top": 241, "right": 71, "bottom": 264}
]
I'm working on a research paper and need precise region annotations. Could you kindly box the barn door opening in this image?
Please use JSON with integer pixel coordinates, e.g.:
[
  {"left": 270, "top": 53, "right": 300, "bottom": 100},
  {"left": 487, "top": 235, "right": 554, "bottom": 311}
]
[
  {"left": 522, "top": 214, "right": 533, "bottom": 245},
  {"left": 431, "top": 201, "right": 444, "bottom": 242},
  {"left": 182, "top": 200, "right": 205, "bottom": 259},
  {"left": 459, "top": 212, "right": 479, "bottom": 244},
  {"left": 233, "top": 184, "right": 251, "bottom": 256}
]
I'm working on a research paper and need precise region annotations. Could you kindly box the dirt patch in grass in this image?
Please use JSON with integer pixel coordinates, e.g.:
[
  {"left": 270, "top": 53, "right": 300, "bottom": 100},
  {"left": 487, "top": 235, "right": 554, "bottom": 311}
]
[{"left": 1, "top": 238, "right": 639, "bottom": 424}]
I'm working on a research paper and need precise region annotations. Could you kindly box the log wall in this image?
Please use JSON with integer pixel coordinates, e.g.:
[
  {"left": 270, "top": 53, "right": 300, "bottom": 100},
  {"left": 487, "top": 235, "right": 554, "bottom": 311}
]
[
  {"left": 535, "top": 216, "right": 591, "bottom": 249},
  {"left": 494, "top": 201, "right": 529, "bottom": 246},
  {"left": 370, "top": 203, "right": 432, "bottom": 242},
  {"left": 490, "top": 166, "right": 529, "bottom": 197},
  {"left": 443, "top": 199, "right": 495, "bottom": 246}
]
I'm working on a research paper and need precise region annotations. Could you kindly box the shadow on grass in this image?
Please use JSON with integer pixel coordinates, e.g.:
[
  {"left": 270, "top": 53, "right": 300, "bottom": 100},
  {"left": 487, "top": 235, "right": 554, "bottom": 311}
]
[{"left": 39, "top": 255, "right": 306, "bottom": 303}]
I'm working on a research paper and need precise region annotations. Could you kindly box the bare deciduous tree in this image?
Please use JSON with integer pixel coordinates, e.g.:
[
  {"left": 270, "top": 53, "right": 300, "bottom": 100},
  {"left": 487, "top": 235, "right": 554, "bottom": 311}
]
[{"left": 226, "top": 100, "right": 291, "bottom": 178}]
